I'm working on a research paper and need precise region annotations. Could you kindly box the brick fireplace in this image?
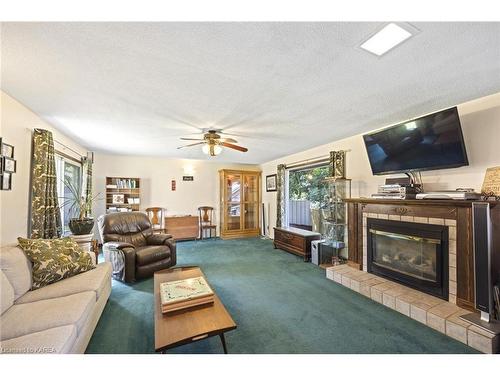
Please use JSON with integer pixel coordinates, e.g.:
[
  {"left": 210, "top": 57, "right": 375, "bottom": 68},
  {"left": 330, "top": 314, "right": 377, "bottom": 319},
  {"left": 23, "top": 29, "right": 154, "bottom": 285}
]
[
  {"left": 365, "top": 217, "right": 450, "bottom": 300},
  {"left": 328, "top": 198, "right": 500, "bottom": 353},
  {"left": 346, "top": 198, "right": 477, "bottom": 309}
]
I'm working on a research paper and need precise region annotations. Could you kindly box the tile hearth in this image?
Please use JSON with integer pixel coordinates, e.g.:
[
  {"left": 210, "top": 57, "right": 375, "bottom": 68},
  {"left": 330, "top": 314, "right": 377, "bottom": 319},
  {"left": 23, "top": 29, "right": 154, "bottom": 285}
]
[{"left": 326, "top": 264, "right": 499, "bottom": 354}]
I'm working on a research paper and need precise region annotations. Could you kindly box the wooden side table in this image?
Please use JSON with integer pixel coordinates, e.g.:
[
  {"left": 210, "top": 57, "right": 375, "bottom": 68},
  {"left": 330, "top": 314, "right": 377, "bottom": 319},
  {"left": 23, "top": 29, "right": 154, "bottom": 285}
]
[{"left": 164, "top": 215, "right": 199, "bottom": 241}]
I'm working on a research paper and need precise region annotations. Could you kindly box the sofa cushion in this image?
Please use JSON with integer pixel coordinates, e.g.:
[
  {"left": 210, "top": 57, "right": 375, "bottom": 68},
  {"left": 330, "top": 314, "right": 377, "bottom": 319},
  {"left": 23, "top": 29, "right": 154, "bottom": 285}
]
[
  {"left": 0, "top": 245, "right": 32, "bottom": 300},
  {"left": 15, "top": 262, "right": 112, "bottom": 305},
  {"left": 0, "top": 324, "right": 77, "bottom": 354},
  {"left": 17, "top": 237, "right": 95, "bottom": 290},
  {"left": 135, "top": 245, "right": 170, "bottom": 266},
  {"left": 1, "top": 270, "right": 15, "bottom": 314},
  {"left": 0, "top": 291, "right": 95, "bottom": 341}
]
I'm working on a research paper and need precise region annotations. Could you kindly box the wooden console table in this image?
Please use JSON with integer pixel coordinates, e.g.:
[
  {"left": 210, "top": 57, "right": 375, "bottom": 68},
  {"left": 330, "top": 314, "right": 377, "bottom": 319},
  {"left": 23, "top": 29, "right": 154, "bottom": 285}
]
[
  {"left": 344, "top": 198, "right": 500, "bottom": 311},
  {"left": 164, "top": 215, "right": 199, "bottom": 241},
  {"left": 273, "top": 227, "right": 321, "bottom": 261}
]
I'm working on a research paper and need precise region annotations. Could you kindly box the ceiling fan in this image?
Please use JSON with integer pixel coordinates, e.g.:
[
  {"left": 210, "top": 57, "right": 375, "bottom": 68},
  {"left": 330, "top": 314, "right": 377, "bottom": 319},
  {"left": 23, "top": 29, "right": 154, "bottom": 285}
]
[{"left": 177, "top": 129, "right": 248, "bottom": 156}]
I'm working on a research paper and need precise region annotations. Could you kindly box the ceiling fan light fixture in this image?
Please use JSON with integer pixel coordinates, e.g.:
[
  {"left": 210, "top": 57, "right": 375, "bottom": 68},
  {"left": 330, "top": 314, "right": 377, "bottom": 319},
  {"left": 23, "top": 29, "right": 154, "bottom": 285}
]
[{"left": 202, "top": 143, "right": 222, "bottom": 156}]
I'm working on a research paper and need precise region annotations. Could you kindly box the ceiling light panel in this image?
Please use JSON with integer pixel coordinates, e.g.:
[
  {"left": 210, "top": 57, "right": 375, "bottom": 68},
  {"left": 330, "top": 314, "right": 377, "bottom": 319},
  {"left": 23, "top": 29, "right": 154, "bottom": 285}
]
[{"left": 360, "top": 23, "right": 413, "bottom": 56}]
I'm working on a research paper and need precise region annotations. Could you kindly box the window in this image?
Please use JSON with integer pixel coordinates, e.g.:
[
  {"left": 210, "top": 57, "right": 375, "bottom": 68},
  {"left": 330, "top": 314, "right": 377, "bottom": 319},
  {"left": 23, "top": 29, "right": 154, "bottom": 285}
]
[
  {"left": 55, "top": 155, "right": 82, "bottom": 235},
  {"left": 287, "top": 164, "right": 329, "bottom": 231}
]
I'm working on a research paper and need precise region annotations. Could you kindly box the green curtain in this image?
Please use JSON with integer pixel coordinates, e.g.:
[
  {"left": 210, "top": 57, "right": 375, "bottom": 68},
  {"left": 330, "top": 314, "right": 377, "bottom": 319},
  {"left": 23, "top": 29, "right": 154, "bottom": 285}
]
[
  {"left": 30, "top": 129, "right": 62, "bottom": 239},
  {"left": 276, "top": 164, "right": 287, "bottom": 227},
  {"left": 81, "top": 154, "right": 93, "bottom": 217}
]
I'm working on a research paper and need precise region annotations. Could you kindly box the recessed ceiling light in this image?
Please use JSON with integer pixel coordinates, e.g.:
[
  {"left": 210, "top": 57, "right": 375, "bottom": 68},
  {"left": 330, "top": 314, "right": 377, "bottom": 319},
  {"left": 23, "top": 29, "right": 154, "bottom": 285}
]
[{"left": 360, "top": 23, "right": 413, "bottom": 56}]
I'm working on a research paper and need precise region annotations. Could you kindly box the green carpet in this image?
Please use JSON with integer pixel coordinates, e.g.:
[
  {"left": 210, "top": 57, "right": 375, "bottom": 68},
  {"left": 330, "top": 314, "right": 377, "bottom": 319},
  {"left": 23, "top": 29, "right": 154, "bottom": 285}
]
[{"left": 86, "top": 237, "right": 478, "bottom": 354}]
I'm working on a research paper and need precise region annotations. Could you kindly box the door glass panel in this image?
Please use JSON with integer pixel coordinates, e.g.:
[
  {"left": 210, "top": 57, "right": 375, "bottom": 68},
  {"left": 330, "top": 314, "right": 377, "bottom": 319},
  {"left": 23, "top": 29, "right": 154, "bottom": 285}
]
[
  {"left": 226, "top": 204, "right": 241, "bottom": 230},
  {"left": 244, "top": 175, "right": 258, "bottom": 202},
  {"left": 244, "top": 204, "right": 259, "bottom": 230},
  {"left": 226, "top": 174, "right": 241, "bottom": 203}
]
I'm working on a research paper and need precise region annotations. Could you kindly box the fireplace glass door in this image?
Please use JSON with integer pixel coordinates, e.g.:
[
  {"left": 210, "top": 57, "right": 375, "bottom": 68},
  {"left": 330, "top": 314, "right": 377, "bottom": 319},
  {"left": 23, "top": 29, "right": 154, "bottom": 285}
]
[
  {"left": 370, "top": 230, "right": 439, "bottom": 283},
  {"left": 367, "top": 218, "right": 448, "bottom": 300}
]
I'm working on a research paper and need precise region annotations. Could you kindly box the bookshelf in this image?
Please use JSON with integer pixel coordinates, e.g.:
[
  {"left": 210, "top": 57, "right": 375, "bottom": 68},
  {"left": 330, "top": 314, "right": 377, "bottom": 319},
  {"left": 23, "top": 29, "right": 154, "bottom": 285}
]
[{"left": 106, "top": 176, "right": 141, "bottom": 213}]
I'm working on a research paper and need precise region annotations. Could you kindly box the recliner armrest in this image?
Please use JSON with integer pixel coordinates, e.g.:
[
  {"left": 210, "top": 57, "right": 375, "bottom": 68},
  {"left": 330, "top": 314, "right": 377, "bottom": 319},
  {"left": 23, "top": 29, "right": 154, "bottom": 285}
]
[
  {"left": 102, "top": 242, "right": 136, "bottom": 282},
  {"left": 121, "top": 247, "right": 137, "bottom": 283},
  {"left": 103, "top": 241, "right": 135, "bottom": 251},
  {"left": 147, "top": 234, "right": 174, "bottom": 246}
]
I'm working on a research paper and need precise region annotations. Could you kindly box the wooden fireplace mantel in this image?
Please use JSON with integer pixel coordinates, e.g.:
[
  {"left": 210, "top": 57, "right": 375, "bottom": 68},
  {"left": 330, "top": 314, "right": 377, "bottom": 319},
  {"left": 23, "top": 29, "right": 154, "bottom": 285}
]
[
  {"left": 344, "top": 198, "right": 486, "bottom": 207},
  {"left": 344, "top": 198, "right": 500, "bottom": 312}
]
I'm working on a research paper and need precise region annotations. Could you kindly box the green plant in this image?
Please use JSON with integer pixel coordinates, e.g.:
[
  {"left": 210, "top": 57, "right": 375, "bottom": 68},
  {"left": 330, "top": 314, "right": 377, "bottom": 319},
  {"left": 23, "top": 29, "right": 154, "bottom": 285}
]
[
  {"left": 61, "top": 176, "right": 100, "bottom": 220},
  {"left": 288, "top": 165, "right": 330, "bottom": 206}
]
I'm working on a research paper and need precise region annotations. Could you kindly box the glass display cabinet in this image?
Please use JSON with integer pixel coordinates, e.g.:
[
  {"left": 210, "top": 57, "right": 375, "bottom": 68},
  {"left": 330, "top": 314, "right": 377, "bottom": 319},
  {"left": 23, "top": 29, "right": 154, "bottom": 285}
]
[
  {"left": 219, "top": 169, "right": 261, "bottom": 239},
  {"left": 321, "top": 177, "right": 351, "bottom": 265}
]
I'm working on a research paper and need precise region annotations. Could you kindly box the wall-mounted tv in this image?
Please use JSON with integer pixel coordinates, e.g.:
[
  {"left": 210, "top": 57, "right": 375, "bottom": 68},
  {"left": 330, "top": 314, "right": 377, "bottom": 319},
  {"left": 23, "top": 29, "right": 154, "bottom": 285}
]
[{"left": 363, "top": 107, "right": 469, "bottom": 175}]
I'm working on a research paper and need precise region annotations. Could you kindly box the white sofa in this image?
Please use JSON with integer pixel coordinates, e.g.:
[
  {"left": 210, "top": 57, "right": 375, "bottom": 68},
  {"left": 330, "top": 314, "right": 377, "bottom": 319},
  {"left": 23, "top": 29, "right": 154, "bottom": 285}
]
[{"left": 0, "top": 244, "right": 111, "bottom": 354}]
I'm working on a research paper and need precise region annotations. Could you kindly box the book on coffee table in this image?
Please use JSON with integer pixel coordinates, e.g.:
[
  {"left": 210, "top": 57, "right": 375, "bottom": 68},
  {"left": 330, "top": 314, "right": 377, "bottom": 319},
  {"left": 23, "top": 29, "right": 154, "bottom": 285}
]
[{"left": 160, "top": 276, "right": 214, "bottom": 313}]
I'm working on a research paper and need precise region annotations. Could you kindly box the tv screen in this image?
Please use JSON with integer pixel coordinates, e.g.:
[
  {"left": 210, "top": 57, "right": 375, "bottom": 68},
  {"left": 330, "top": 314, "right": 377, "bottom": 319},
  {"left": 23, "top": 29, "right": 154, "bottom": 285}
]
[{"left": 363, "top": 107, "right": 469, "bottom": 175}]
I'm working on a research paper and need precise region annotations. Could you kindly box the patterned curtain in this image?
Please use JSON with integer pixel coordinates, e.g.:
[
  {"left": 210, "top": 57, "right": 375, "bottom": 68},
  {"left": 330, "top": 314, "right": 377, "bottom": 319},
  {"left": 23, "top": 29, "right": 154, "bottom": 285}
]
[
  {"left": 81, "top": 154, "right": 93, "bottom": 217},
  {"left": 30, "top": 129, "right": 62, "bottom": 239},
  {"left": 276, "top": 164, "right": 287, "bottom": 227}
]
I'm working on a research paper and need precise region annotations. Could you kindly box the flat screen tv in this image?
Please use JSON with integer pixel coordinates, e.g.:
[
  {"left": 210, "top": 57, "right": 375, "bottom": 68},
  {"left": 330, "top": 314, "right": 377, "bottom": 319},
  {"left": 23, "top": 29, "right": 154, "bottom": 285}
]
[{"left": 363, "top": 107, "right": 469, "bottom": 175}]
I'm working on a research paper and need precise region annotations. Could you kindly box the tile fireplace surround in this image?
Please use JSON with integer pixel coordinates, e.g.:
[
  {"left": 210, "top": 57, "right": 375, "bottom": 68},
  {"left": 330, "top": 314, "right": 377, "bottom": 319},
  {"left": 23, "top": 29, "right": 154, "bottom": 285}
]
[
  {"left": 362, "top": 213, "right": 456, "bottom": 304},
  {"left": 326, "top": 211, "right": 499, "bottom": 353}
]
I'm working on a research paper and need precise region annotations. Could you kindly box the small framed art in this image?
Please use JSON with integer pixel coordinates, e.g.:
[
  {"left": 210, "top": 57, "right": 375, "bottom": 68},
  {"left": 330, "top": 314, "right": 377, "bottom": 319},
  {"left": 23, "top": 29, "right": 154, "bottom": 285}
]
[
  {"left": 0, "top": 139, "right": 14, "bottom": 158},
  {"left": 3, "top": 157, "right": 16, "bottom": 173},
  {"left": 112, "top": 194, "right": 125, "bottom": 204},
  {"left": 1, "top": 173, "right": 12, "bottom": 191},
  {"left": 266, "top": 174, "right": 277, "bottom": 192}
]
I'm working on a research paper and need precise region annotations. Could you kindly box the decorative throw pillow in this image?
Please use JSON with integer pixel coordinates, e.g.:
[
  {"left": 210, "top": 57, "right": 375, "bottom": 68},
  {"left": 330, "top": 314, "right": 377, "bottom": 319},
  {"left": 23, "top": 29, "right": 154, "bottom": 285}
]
[{"left": 17, "top": 237, "right": 95, "bottom": 290}]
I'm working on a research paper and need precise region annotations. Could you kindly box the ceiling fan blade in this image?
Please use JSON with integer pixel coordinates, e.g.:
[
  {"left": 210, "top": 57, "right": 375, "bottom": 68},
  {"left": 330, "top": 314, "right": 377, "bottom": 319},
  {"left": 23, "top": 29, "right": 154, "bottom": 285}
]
[
  {"left": 219, "top": 138, "right": 238, "bottom": 143},
  {"left": 221, "top": 142, "right": 248, "bottom": 152},
  {"left": 180, "top": 137, "right": 205, "bottom": 141},
  {"left": 177, "top": 141, "right": 206, "bottom": 149}
]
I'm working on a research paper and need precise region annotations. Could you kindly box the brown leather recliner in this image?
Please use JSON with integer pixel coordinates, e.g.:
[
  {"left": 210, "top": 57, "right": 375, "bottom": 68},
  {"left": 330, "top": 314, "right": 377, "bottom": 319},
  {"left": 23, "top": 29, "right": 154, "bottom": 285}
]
[{"left": 97, "top": 212, "right": 176, "bottom": 282}]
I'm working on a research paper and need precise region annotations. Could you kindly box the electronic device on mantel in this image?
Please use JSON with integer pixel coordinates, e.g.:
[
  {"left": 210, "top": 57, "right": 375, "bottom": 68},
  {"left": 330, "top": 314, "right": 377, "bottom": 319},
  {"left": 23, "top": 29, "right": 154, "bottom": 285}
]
[
  {"left": 416, "top": 188, "right": 481, "bottom": 200},
  {"left": 372, "top": 177, "right": 421, "bottom": 200}
]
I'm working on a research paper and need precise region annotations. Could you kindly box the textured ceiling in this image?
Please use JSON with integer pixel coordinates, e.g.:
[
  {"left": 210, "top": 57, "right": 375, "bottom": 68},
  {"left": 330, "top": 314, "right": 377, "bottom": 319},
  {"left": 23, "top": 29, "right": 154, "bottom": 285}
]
[{"left": 1, "top": 22, "right": 500, "bottom": 164}]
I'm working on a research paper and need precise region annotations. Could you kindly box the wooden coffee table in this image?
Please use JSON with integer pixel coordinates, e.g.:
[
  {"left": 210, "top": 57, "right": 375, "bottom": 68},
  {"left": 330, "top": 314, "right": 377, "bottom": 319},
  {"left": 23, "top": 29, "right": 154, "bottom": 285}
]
[{"left": 154, "top": 266, "right": 237, "bottom": 353}]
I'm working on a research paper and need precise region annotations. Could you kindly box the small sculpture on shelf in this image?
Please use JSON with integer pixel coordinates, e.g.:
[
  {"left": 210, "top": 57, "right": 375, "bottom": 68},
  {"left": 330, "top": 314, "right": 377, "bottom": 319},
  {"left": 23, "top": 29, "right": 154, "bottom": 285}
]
[{"left": 329, "top": 150, "right": 347, "bottom": 180}]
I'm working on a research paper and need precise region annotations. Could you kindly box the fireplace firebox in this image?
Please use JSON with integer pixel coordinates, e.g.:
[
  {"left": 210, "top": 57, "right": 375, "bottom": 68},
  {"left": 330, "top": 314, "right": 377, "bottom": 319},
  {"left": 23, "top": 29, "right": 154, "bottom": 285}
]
[{"left": 367, "top": 218, "right": 449, "bottom": 300}]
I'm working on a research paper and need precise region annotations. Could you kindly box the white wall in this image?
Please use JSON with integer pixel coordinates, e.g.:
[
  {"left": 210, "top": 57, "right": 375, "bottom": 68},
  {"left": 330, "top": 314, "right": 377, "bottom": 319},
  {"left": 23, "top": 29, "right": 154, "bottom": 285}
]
[
  {"left": 261, "top": 92, "right": 500, "bottom": 238},
  {"left": 3, "top": 88, "right": 499, "bottom": 245},
  {"left": 0, "top": 91, "right": 88, "bottom": 245},
  {"left": 92, "top": 153, "right": 260, "bottom": 239}
]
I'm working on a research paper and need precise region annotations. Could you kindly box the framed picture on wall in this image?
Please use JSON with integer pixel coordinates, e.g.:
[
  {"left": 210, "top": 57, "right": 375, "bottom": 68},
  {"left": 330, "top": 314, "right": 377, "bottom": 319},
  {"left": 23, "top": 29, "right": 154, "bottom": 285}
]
[
  {"left": 0, "top": 139, "right": 14, "bottom": 158},
  {"left": 3, "top": 157, "right": 16, "bottom": 173},
  {"left": 266, "top": 174, "right": 277, "bottom": 192},
  {"left": 1, "top": 173, "right": 12, "bottom": 190}
]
